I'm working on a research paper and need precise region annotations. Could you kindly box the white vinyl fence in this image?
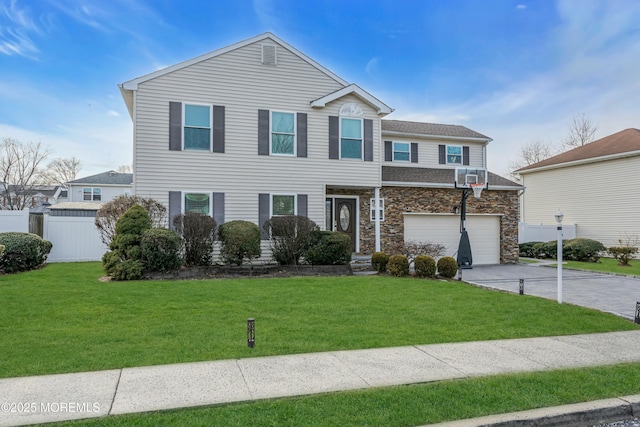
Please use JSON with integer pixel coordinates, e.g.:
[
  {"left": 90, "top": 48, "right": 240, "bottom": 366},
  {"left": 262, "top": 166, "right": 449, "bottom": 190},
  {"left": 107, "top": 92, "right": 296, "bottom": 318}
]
[
  {"left": 43, "top": 214, "right": 107, "bottom": 262},
  {"left": 519, "top": 222, "right": 577, "bottom": 244},
  {"left": 0, "top": 210, "right": 29, "bottom": 232}
]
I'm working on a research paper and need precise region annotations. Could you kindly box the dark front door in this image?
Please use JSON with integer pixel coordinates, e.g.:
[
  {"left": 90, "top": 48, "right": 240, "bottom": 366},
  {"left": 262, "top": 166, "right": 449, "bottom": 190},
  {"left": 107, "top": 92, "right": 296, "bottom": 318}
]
[{"left": 335, "top": 198, "right": 356, "bottom": 252}]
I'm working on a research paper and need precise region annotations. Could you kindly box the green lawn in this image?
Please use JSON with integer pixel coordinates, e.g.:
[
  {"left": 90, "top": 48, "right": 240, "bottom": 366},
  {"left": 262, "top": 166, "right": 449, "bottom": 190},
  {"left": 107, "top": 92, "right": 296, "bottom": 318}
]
[
  {"left": 564, "top": 257, "right": 640, "bottom": 275},
  {"left": 1, "top": 262, "right": 637, "bottom": 379},
  {"left": 52, "top": 363, "right": 640, "bottom": 427}
]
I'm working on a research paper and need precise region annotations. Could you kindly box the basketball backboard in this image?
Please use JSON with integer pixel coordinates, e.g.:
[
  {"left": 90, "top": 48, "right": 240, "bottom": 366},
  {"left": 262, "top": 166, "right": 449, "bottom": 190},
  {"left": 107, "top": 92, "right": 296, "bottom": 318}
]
[{"left": 455, "top": 167, "right": 488, "bottom": 189}]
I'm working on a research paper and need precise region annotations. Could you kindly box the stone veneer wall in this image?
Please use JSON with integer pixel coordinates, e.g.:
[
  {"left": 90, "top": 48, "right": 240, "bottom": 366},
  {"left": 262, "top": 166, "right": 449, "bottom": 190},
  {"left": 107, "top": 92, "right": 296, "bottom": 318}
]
[{"left": 327, "top": 186, "right": 520, "bottom": 264}]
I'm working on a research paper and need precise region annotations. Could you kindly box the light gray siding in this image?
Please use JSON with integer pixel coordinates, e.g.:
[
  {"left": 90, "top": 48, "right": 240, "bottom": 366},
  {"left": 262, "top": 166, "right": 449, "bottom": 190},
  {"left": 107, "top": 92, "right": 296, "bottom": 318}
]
[
  {"left": 520, "top": 155, "right": 640, "bottom": 247},
  {"left": 382, "top": 137, "right": 485, "bottom": 169},
  {"left": 68, "top": 184, "right": 131, "bottom": 203},
  {"left": 132, "top": 38, "right": 381, "bottom": 231}
]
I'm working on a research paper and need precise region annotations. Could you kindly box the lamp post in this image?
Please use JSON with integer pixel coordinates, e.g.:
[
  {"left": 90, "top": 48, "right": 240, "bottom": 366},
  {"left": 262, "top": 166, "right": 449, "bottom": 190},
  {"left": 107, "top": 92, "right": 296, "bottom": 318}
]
[{"left": 555, "top": 209, "right": 564, "bottom": 304}]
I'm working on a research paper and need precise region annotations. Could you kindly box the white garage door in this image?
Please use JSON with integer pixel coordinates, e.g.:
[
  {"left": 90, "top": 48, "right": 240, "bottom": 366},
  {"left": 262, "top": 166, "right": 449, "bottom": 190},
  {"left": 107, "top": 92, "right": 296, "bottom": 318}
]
[{"left": 404, "top": 214, "right": 500, "bottom": 265}]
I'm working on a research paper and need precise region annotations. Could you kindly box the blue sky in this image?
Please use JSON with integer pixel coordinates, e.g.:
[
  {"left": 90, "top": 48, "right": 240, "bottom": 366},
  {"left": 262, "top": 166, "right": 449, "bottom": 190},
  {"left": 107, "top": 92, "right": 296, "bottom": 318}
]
[{"left": 1, "top": 0, "right": 639, "bottom": 178}]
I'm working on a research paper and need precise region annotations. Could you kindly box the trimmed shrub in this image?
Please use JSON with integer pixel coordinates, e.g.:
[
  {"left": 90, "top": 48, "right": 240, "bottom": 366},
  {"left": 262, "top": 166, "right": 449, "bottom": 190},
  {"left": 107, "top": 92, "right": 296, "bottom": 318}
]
[
  {"left": 414, "top": 255, "right": 436, "bottom": 278},
  {"left": 95, "top": 195, "right": 167, "bottom": 247},
  {"left": 218, "top": 220, "right": 262, "bottom": 266},
  {"left": 563, "top": 238, "right": 605, "bottom": 262},
  {"left": 305, "top": 231, "right": 352, "bottom": 265},
  {"left": 607, "top": 246, "right": 638, "bottom": 266},
  {"left": 0, "top": 244, "right": 5, "bottom": 259},
  {"left": 103, "top": 205, "right": 151, "bottom": 280},
  {"left": 263, "top": 215, "right": 319, "bottom": 265},
  {"left": 538, "top": 240, "right": 558, "bottom": 259},
  {"left": 140, "top": 228, "right": 182, "bottom": 272},
  {"left": 388, "top": 254, "right": 409, "bottom": 277},
  {"left": 386, "top": 241, "right": 446, "bottom": 266},
  {"left": 437, "top": 256, "right": 458, "bottom": 278},
  {"left": 173, "top": 212, "right": 217, "bottom": 267},
  {"left": 519, "top": 241, "right": 543, "bottom": 258},
  {"left": 371, "top": 251, "right": 389, "bottom": 273},
  {"left": 0, "top": 232, "right": 52, "bottom": 273},
  {"left": 109, "top": 259, "right": 144, "bottom": 281}
]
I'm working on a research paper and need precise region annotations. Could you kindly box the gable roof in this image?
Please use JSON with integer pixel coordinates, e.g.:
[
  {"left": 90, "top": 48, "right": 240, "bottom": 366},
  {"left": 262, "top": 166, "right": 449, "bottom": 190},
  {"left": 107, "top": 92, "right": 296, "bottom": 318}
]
[
  {"left": 311, "top": 84, "right": 393, "bottom": 115},
  {"left": 382, "top": 166, "right": 522, "bottom": 190},
  {"left": 518, "top": 128, "right": 640, "bottom": 173},
  {"left": 68, "top": 171, "right": 133, "bottom": 186},
  {"left": 382, "top": 120, "right": 491, "bottom": 142}
]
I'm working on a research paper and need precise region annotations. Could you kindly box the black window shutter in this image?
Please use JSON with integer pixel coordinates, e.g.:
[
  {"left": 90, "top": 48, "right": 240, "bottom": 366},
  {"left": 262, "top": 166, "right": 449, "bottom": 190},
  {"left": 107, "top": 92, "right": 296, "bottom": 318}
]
[
  {"left": 411, "top": 143, "right": 418, "bottom": 163},
  {"left": 363, "top": 119, "right": 373, "bottom": 161},
  {"left": 328, "top": 116, "right": 339, "bottom": 159},
  {"left": 438, "top": 144, "right": 446, "bottom": 164},
  {"left": 212, "top": 106, "right": 225, "bottom": 153},
  {"left": 168, "top": 191, "right": 181, "bottom": 230},
  {"left": 384, "top": 141, "right": 392, "bottom": 161},
  {"left": 297, "top": 194, "right": 308, "bottom": 217},
  {"left": 258, "top": 193, "right": 270, "bottom": 240},
  {"left": 297, "top": 113, "right": 307, "bottom": 158},
  {"left": 463, "top": 146, "right": 470, "bottom": 165},
  {"left": 169, "top": 102, "right": 182, "bottom": 151},
  {"left": 212, "top": 192, "right": 225, "bottom": 226},
  {"left": 258, "top": 110, "right": 270, "bottom": 155}
]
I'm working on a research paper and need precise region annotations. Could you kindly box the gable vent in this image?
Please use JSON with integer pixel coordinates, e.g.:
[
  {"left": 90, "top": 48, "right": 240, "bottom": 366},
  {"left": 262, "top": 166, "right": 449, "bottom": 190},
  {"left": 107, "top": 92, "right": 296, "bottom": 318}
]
[{"left": 262, "top": 44, "right": 277, "bottom": 65}]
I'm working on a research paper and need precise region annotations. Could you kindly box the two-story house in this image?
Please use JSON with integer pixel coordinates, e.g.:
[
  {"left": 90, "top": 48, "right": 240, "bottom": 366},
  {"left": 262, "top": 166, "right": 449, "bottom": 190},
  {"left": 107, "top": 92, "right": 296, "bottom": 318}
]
[
  {"left": 66, "top": 171, "right": 133, "bottom": 203},
  {"left": 119, "top": 33, "right": 521, "bottom": 264}
]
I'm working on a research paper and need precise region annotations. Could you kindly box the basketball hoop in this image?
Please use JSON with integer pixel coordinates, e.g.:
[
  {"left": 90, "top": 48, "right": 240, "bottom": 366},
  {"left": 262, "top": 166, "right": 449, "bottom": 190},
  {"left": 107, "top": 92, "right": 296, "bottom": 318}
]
[{"left": 470, "top": 183, "right": 484, "bottom": 199}]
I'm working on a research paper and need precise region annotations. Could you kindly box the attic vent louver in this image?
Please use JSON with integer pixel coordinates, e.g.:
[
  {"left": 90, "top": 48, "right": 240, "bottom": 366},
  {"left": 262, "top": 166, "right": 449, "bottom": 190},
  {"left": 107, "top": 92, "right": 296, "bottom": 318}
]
[{"left": 262, "top": 44, "right": 277, "bottom": 65}]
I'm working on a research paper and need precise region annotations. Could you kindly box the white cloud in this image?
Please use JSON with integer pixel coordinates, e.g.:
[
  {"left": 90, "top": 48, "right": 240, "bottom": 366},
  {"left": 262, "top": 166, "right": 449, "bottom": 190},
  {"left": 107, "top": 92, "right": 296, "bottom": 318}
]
[
  {"left": 107, "top": 110, "right": 119, "bottom": 117},
  {"left": 516, "top": 4, "right": 527, "bottom": 10}
]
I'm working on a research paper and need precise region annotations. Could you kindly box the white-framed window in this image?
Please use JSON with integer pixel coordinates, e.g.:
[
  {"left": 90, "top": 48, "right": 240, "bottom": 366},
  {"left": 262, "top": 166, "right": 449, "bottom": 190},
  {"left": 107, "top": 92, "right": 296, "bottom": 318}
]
[
  {"left": 183, "top": 192, "right": 211, "bottom": 215},
  {"left": 393, "top": 142, "right": 410, "bottom": 162},
  {"left": 340, "top": 117, "right": 362, "bottom": 159},
  {"left": 83, "top": 187, "right": 101, "bottom": 201},
  {"left": 184, "top": 104, "right": 211, "bottom": 150},
  {"left": 447, "top": 145, "right": 462, "bottom": 164},
  {"left": 271, "top": 194, "right": 296, "bottom": 216},
  {"left": 271, "top": 111, "right": 295, "bottom": 155},
  {"left": 370, "top": 198, "right": 385, "bottom": 221}
]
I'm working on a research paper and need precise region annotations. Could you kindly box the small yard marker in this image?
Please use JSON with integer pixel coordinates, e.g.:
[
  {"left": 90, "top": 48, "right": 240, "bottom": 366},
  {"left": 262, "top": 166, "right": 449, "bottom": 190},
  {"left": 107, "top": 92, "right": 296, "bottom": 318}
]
[
  {"left": 635, "top": 302, "right": 640, "bottom": 325},
  {"left": 247, "top": 318, "right": 255, "bottom": 348},
  {"left": 519, "top": 279, "right": 524, "bottom": 295}
]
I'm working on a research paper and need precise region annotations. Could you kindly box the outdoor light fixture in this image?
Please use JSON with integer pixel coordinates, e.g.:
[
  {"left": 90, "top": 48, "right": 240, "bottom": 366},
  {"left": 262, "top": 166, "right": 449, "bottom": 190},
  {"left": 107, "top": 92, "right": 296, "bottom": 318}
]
[
  {"left": 247, "top": 318, "right": 255, "bottom": 348},
  {"left": 555, "top": 209, "right": 563, "bottom": 304}
]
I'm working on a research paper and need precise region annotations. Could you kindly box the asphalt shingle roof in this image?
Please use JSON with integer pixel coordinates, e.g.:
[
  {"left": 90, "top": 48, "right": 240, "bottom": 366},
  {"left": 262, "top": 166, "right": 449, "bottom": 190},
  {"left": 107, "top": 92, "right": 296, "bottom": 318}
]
[
  {"left": 382, "top": 120, "right": 490, "bottom": 140},
  {"left": 382, "top": 166, "right": 522, "bottom": 188},
  {"left": 68, "top": 171, "right": 133, "bottom": 185},
  {"left": 518, "top": 128, "right": 640, "bottom": 172}
]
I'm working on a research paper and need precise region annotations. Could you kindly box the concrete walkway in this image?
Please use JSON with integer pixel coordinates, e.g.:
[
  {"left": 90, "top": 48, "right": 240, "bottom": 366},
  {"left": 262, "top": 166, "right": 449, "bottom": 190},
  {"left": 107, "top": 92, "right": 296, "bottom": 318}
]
[{"left": 2, "top": 330, "right": 640, "bottom": 426}]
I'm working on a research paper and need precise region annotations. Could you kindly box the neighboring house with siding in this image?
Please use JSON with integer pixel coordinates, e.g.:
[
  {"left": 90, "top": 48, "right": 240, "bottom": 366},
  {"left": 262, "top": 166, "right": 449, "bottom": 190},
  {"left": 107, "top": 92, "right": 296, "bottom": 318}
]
[
  {"left": 517, "top": 128, "right": 640, "bottom": 247},
  {"left": 66, "top": 171, "right": 133, "bottom": 203},
  {"left": 119, "top": 32, "right": 521, "bottom": 264}
]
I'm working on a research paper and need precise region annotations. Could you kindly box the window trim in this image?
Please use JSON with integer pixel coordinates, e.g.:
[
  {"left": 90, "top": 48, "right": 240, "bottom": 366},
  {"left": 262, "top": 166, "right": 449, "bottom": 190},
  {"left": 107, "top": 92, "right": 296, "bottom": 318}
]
[
  {"left": 183, "top": 103, "right": 213, "bottom": 151},
  {"left": 82, "top": 187, "right": 101, "bottom": 201},
  {"left": 270, "top": 193, "right": 297, "bottom": 217},
  {"left": 369, "top": 198, "right": 385, "bottom": 221},
  {"left": 446, "top": 145, "right": 463, "bottom": 165},
  {"left": 182, "top": 191, "right": 213, "bottom": 215},
  {"left": 392, "top": 142, "right": 411, "bottom": 162},
  {"left": 339, "top": 117, "right": 363, "bottom": 160},
  {"left": 270, "top": 110, "right": 297, "bottom": 156}
]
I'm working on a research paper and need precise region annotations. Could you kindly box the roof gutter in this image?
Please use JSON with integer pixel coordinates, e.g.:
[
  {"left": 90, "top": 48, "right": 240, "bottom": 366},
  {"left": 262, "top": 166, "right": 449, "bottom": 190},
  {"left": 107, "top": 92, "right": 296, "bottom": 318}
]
[
  {"left": 519, "top": 150, "right": 640, "bottom": 174},
  {"left": 381, "top": 130, "right": 492, "bottom": 143}
]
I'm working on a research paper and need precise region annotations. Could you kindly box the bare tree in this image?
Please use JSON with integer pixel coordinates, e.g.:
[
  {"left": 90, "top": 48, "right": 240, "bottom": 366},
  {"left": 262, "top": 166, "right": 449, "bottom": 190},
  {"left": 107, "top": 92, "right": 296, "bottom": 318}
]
[
  {"left": 507, "top": 139, "right": 558, "bottom": 182},
  {"left": 45, "top": 157, "right": 82, "bottom": 185},
  {"left": 0, "top": 138, "right": 51, "bottom": 210},
  {"left": 116, "top": 164, "right": 132, "bottom": 174},
  {"left": 563, "top": 113, "right": 598, "bottom": 149}
]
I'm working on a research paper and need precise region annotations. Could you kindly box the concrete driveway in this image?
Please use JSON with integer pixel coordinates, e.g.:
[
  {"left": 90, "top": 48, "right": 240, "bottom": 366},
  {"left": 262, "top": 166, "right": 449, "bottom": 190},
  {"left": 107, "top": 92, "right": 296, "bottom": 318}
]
[{"left": 459, "top": 262, "right": 640, "bottom": 321}]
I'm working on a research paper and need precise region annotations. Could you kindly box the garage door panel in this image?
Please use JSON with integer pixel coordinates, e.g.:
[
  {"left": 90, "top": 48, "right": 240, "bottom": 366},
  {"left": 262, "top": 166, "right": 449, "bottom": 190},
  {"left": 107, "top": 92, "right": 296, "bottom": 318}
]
[{"left": 404, "top": 215, "right": 500, "bottom": 265}]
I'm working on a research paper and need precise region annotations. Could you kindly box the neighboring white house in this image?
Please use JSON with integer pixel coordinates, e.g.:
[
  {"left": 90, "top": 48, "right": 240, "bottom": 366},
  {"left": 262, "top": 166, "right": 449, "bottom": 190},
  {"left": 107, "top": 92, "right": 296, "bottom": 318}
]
[
  {"left": 66, "top": 171, "right": 133, "bottom": 203},
  {"left": 119, "top": 32, "right": 521, "bottom": 264},
  {"left": 517, "top": 128, "right": 640, "bottom": 247},
  {"left": 1, "top": 185, "right": 64, "bottom": 210}
]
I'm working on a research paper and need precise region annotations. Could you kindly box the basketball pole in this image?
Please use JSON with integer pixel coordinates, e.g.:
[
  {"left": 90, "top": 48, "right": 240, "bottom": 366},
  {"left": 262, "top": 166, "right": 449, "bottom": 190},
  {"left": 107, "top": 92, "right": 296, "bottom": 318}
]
[{"left": 456, "top": 188, "right": 473, "bottom": 280}]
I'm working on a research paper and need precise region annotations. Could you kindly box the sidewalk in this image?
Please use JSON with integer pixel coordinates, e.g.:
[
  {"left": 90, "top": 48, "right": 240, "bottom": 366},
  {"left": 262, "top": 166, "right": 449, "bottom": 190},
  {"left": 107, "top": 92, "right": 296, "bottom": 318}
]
[{"left": 2, "top": 330, "right": 640, "bottom": 426}]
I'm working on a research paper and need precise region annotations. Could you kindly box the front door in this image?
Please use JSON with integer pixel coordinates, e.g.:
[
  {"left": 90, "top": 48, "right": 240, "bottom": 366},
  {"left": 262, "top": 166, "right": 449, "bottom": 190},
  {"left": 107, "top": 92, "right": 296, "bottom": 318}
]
[{"left": 335, "top": 198, "right": 357, "bottom": 252}]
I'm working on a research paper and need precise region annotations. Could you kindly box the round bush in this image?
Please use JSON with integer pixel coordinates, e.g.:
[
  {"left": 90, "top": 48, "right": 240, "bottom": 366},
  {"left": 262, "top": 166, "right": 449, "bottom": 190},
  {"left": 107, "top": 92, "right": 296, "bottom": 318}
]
[
  {"left": 563, "top": 238, "right": 605, "bottom": 262},
  {"left": 371, "top": 251, "right": 389, "bottom": 273},
  {"left": 218, "top": 220, "right": 262, "bottom": 266},
  {"left": 414, "top": 255, "right": 436, "bottom": 278},
  {"left": 388, "top": 254, "right": 409, "bottom": 277},
  {"left": 305, "top": 231, "right": 352, "bottom": 265},
  {"left": 110, "top": 259, "right": 144, "bottom": 281},
  {"left": 110, "top": 205, "right": 152, "bottom": 253},
  {"left": 140, "top": 228, "right": 182, "bottom": 272},
  {"left": 0, "top": 232, "right": 53, "bottom": 273},
  {"left": 437, "top": 256, "right": 458, "bottom": 278}
]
